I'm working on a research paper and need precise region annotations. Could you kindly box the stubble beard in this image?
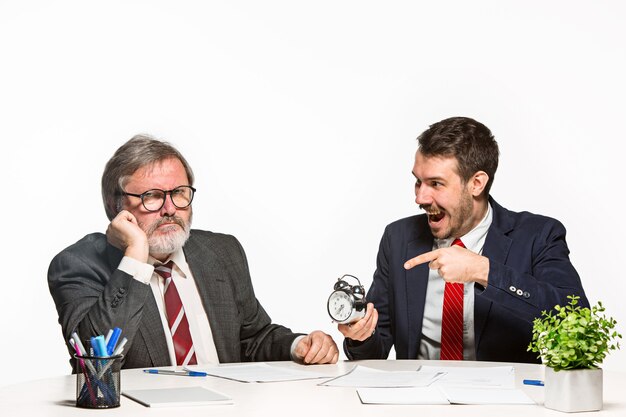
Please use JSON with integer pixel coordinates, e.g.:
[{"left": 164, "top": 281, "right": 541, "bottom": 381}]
[
  {"left": 444, "top": 189, "right": 474, "bottom": 240},
  {"left": 429, "top": 189, "right": 474, "bottom": 240}
]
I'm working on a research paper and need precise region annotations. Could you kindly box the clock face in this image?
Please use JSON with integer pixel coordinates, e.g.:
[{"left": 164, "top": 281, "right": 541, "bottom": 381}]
[{"left": 328, "top": 290, "right": 354, "bottom": 322}]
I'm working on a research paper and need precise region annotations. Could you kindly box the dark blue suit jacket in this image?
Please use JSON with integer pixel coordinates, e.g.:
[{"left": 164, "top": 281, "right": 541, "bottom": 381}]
[{"left": 345, "top": 198, "right": 588, "bottom": 363}]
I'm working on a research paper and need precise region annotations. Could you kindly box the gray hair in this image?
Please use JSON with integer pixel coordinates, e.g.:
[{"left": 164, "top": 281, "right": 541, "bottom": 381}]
[{"left": 101, "top": 134, "right": 195, "bottom": 220}]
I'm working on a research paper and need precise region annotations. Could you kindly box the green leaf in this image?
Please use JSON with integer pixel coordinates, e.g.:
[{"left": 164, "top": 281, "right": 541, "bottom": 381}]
[{"left": 529, "top": 297, "right": 622, "bottom": 369}]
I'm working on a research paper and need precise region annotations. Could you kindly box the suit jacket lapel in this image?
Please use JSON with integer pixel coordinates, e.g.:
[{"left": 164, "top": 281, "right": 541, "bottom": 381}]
[
  {"left": 475, "top": 198, "right": 514, "bottom": 348},
  {"left": 405, "top": 219, "right": 433, "bottom": 359},
  {"left": 183, "top": 232, "right": 238, "bottom": 363}
]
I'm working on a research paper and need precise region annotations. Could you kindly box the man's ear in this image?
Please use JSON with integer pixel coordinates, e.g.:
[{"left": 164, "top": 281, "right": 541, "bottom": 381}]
[{"left": 469, "top": 171, "right": 489, "bottom": 197}]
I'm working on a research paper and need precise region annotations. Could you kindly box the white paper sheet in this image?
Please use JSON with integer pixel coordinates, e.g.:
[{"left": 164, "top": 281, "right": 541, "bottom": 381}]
[
  {"left": 357, "top": 386, "right": 535, "bottom": 405},
  {"left": 185, "top": 363, "right": 328, "bottom": 383},
  {"left": 357, "top": 387, "right": 450, "bottom": 405},
  {"left": 331, "top": 365, "right": 534, "bottom": 406},
  {"left": 420, "top": 365, "right": 516, "bottom": 388},
  {"left": 439, "top": 386, "right": 535, "bottom": 405},
  {"left": 319, "top": 365, "right": 444, "bottom": 387},
  {"left": 123, "top": 386, "right": 234, "bottom": 407}
]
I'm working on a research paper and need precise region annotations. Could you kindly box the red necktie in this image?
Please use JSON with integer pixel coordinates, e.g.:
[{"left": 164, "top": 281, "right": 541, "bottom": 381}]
[
  {"left": 440, "top": 238, "right": 465, "bottom": 360},
  {"left": 154, "top": 261, "right": 197, "bottom": 366}
]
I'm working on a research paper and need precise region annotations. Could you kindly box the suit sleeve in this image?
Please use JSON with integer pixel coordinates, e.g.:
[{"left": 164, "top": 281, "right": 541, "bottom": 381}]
[
  {"left": 478, "top": 218, "right": 589, "bottom": 321},
  {"left": 47, "top": 237, "right": 152, "bottom": 367},
  {"left": 344, "top": 227, "right": 395, "bottom": 360},
  {"left": 225, "top": 237, "right": 302, "bottom": 361}
]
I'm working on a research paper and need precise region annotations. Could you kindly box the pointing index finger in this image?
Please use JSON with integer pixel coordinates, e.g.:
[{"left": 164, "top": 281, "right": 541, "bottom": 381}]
[{"left": 404, "top": 249, "right": 440, "bottom": 270}]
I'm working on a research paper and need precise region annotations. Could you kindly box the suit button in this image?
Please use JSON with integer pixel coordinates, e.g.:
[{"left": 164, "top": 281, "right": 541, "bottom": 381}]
[
  {"left": 509, "top": 286, "right": 517, "bottom": 292},
  {"left": 523, "top": 291, "right": 530, "bottom": 298},
  {"left": 516, "top": 289, "right": 523, "bottom": 296}
]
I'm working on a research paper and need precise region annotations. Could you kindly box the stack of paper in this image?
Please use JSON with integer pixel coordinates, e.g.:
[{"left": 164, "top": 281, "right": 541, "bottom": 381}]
[
  {"left": 420, "top": 365, "right": 516, "bottom": 388},
  {"left": 319, "top": 365, "right": 444, "bottom": 387},
  {"left": 321, "top": 365, "right": 534, "bottom": 406},
  {"left": 357, "top": 387, "right": 449, "bottom": 405},
  {"left": 357, "top": 386, "right": 534, "bottom": 405}
]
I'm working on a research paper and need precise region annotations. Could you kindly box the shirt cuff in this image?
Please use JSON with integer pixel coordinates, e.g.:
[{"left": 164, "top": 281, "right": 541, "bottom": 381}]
[
  {"left": 118, "top": 256, "right": 154, "bottom": 285},
  {"left": 290, "top": 335, "right": 306, "bottom": 361}
]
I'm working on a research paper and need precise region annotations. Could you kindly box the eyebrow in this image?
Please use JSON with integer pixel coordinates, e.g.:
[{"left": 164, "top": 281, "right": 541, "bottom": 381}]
[{"left": 412, "top": 171, "right": 446, "bottom": 182}]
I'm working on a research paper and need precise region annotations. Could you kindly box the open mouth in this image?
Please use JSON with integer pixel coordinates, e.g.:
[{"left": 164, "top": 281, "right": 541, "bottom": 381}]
[{"left": 425, "top": 209, "right": 445, "bottom": 223}]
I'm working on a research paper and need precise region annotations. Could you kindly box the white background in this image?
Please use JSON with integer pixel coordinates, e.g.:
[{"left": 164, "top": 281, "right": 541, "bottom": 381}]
[{"left": 1, "top": 1, "right": 625, "bottom": 387}]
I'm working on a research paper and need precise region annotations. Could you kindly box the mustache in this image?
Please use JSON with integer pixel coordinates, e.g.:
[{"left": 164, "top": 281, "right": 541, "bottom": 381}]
[
  {"left": 146, "top": 216, "right": 187, "bottom": 234},
  {"left": 419, "top": 204, "right": 441, "bottom": 213}
]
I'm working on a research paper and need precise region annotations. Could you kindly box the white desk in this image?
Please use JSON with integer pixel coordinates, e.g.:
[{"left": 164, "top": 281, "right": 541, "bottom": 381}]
[{"left": 1, "top": 360, "right": 624, "bottom": 416}]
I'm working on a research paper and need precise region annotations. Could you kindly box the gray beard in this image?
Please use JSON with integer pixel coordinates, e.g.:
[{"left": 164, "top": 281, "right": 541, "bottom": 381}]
[
  {"left": 146, "top": 214, "right": 192, "bottom": 256},
  {"left": 148, "top": 225, "right": 191, "bottom": 255}
]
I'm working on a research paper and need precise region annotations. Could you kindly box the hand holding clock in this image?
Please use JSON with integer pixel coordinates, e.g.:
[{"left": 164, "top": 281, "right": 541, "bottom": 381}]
[{"left": 337, "top": 303, "right": 378, "bottom": 341}]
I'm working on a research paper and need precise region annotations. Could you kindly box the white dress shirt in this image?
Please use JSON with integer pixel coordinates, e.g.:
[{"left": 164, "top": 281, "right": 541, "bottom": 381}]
[
  {"left": 418, "top": 203, "right": 493, "bottom": 360},
  {"left": 119, "top": 249, "right": 220, "bottom": 366}
]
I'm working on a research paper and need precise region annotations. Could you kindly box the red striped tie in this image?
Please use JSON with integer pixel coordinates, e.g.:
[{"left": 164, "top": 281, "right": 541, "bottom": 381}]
[
  {"left": 154, "top": 261, "right": 197, "bottom": 366},
  {"left": 440, "top": 238, "right": 465, "bottom": 360}
]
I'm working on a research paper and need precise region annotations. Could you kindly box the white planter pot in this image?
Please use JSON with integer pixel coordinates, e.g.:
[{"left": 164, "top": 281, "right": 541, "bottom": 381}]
[{"left": 544, "top": 367, "right": 603, "bottom": 413}]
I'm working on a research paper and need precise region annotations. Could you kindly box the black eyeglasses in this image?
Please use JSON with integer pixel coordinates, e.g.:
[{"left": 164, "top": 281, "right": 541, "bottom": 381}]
[{"left": 122, "top": 185, "right": 196, "bottom": 212}]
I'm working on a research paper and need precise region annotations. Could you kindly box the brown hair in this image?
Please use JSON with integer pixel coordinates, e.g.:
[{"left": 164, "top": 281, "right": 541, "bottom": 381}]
[{"left": 417, "top": 116, "right": 499, "bottom": 195}]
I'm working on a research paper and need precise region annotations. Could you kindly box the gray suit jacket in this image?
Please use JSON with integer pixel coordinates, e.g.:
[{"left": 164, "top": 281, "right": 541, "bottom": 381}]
[{"left": 48, "top": 230, "right": 300, "bottom": 370}]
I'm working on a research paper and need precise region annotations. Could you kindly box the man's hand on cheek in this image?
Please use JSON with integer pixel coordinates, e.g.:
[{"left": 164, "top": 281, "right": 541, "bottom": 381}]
[{"left": 106, "top": 210, "right": 149, "bottom": 262}]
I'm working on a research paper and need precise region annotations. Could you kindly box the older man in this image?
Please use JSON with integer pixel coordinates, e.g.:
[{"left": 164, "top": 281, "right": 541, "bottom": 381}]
[{"left": 49, "top": 135, "right": 338, "bottom": 369}]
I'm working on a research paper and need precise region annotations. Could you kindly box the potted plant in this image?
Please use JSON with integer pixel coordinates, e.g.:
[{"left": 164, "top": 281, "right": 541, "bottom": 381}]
[{"left": 528, "top": 295, "right": 622, "bottom": 412}]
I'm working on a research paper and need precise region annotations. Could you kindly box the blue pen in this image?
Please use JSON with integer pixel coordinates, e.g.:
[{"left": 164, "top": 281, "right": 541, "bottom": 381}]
[
  {"left": 107, "top": 328, "right": 122, "bottom": 355},
  {"left": 90, "top": 336, "right": 100, "bottom": 356},
  {"left": 523, "top": 379, "right": 544, "bottom": 386},
  {"left": 94, "top": 335, "right": 108, "bottom": 357},
  {"left": 144, "top": 369, "right": 208, "bottom": 377}
]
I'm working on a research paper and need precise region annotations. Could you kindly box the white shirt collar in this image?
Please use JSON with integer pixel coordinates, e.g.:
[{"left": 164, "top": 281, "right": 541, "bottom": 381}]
[{"left": 149, "top": 248, "right": 189, "bottom": 278}]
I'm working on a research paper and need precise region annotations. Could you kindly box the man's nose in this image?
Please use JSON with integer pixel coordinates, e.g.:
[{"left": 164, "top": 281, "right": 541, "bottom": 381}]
[
  {"left": 414, "top": 186, "right": 432, "bottom": 206},
  {"left": 160, "top": 193, "right": 177, "bottom": 216}
]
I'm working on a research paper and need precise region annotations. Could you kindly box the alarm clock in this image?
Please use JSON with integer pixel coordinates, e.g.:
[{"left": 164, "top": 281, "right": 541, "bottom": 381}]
[{"left": 327, "top": 274, "right": 367, "bottom": 324}]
